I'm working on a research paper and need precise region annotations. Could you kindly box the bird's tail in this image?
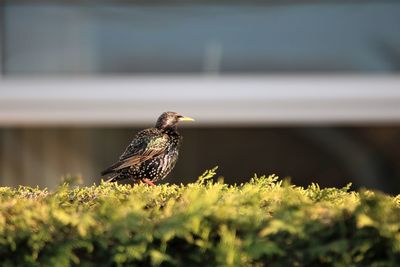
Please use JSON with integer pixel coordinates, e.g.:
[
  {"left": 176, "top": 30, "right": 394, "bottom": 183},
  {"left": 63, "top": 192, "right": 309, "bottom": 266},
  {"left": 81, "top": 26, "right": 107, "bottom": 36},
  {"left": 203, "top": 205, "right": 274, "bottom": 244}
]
[
  {"left": 101, "top": 167, "right": 122, "bottom": 183},
  {"left": 101, "top": 162, "right": 122, "bottom": 183},
  {"left": 105, "top": 175, "right": 118, "bottom": 183}
]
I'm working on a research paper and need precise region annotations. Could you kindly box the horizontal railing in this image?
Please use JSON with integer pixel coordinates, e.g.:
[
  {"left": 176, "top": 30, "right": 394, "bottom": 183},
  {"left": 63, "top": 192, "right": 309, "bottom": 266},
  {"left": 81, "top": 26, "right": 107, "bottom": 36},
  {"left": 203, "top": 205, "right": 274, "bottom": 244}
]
[{"left": 1, "top": 75, "right": 400, "bottom": 126}]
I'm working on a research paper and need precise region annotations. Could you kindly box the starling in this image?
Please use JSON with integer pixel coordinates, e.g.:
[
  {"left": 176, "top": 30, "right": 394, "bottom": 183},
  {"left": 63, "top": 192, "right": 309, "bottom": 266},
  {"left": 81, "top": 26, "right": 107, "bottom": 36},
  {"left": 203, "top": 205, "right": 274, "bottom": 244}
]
[{"left": 101, "top": 111, "right": 194, "bottom": 186}]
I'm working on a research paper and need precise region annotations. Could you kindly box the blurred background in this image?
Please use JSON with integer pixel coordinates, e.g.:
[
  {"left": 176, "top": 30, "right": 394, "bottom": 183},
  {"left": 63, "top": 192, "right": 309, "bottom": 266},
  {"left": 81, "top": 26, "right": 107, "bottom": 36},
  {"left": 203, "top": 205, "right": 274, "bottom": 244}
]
[{"left": 0, "top": 0, "right": 400, "bottom": 193}]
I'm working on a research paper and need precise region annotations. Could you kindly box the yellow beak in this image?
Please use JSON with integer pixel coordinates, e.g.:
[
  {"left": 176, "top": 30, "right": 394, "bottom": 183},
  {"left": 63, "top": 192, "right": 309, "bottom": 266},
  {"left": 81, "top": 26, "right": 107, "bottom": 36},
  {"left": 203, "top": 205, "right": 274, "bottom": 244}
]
[{"left": 178, "top": 116, "right": 195, "bottom": 122}]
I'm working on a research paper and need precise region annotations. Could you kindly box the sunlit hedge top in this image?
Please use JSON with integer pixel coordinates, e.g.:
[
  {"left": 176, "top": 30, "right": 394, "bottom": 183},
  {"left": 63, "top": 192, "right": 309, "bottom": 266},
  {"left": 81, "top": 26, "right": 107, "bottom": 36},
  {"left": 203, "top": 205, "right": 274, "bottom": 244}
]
[{"left": 1, "top": 169, "right": 400, "bottom": 266}]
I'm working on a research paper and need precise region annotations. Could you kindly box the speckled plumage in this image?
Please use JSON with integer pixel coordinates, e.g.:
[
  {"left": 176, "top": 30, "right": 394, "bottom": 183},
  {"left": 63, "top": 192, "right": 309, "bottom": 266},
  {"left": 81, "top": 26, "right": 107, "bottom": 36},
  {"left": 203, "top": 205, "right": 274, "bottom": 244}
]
[{"left": 101, "top": 112, "right": 193, "bottom": 185}]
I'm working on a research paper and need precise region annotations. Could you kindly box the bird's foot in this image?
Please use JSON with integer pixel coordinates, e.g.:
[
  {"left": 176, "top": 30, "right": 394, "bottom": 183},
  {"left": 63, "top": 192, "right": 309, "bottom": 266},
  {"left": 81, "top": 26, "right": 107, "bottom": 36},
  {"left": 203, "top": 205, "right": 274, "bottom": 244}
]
[{"left": 141, "top": 178, "right": 156, "bottom": 186}]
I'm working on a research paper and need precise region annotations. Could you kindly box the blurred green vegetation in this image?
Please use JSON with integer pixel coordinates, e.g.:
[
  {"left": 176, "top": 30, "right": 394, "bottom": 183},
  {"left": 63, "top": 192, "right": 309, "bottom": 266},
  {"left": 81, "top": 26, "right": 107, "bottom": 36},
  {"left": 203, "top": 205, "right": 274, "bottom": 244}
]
[{"left": 1, "top": 168, "right": 400, "bottom": 266}]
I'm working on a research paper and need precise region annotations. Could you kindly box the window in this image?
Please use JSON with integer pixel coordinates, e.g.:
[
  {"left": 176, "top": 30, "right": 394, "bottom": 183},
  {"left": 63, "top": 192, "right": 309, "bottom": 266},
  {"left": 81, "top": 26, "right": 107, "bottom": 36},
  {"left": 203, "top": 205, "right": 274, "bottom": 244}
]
[{"left": 2, "top": 1, "right": 400, "bottom": 75}]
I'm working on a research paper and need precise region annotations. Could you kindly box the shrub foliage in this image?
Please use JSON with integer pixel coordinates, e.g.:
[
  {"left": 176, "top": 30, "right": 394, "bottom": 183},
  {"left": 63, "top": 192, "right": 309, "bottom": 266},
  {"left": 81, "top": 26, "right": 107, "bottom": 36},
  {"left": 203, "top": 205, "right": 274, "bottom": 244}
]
[{"left": 1, "top": 168, "right": 400, "bottom": 266}]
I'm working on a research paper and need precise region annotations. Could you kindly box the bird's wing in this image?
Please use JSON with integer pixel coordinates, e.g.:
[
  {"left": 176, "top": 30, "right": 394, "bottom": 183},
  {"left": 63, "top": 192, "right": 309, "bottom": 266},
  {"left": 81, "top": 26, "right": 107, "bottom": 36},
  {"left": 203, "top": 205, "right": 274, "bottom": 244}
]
[{"left": 101, "top": 129, "right": 169, "bottom": 175}]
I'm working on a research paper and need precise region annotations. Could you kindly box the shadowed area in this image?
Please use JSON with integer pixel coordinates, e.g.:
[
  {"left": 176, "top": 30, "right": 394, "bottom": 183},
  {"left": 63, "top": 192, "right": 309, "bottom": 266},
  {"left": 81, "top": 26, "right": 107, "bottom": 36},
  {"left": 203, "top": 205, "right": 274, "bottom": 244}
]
[{"left": 1, "top": 126, "right": 399, "bottom": 194}]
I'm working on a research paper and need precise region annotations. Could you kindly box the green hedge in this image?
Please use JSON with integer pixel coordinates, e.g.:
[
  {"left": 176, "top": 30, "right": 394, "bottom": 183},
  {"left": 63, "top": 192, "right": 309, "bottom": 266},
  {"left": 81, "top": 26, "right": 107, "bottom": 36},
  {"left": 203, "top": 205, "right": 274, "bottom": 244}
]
[{"left": 1, "top": 168, "right": 400, "bottom": 267}]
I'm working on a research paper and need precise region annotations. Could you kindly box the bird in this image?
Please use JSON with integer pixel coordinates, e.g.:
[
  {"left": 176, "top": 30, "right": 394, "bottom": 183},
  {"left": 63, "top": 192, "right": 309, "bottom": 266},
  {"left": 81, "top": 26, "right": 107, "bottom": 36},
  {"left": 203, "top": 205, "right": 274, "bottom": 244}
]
[{"left": 101, "top": 111, "right": 194, "bottom": 186}]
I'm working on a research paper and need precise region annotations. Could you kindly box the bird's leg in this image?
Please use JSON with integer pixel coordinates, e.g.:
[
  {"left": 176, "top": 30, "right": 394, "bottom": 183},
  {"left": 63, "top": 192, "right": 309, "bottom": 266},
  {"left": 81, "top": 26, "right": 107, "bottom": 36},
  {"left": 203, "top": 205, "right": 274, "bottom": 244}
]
[{"left": 141, "top": 178, "right": 156, "bottom": 186}]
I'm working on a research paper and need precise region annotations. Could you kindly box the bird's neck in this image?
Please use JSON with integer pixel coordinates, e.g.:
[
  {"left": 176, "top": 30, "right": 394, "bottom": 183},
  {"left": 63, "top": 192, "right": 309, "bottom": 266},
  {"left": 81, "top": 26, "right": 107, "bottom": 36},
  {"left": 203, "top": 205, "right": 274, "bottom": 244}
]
[{"left": 159, "top": 126, "right": 178, "bottom": 135}]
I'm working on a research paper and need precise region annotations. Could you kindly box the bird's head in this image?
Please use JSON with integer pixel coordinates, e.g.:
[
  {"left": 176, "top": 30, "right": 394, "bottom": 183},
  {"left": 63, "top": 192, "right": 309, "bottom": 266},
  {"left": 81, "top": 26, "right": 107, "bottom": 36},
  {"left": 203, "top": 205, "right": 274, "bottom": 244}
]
[{"left": 155, "top": 111, "right": 194, "bottom": 131}]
